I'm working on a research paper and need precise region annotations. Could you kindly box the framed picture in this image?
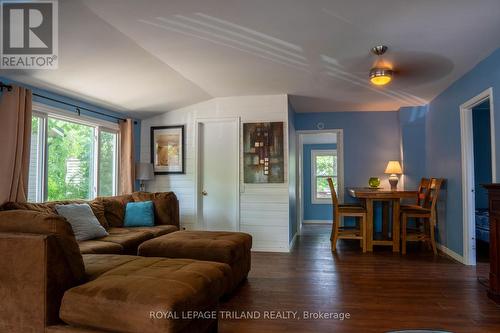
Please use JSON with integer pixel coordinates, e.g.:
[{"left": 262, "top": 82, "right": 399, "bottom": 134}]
[
  {"left": 243, "top": 122, "right": 284, "bottom": 183},
  {"left": 150, "top": 125, "right": 185, "bottom": 174}
]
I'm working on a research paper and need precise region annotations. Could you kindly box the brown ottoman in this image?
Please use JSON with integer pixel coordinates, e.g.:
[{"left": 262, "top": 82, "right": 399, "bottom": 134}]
[{"left": 138, "top": 231, "right": 252, "bottom": 293}]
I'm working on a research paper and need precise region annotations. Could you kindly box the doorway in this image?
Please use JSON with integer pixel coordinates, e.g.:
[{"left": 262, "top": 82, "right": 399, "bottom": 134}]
[
  {"left": 460, "top": 88, "right": 496, "bottom": 266},
  {"left": 297, "top": 130, "right": 344, "bottom": 234},
  {"left": 195, "top": 118, "right": 240, "bottom": 231},
  {"left": 472, "top": 100, "right": 493, "bottom": 267}
]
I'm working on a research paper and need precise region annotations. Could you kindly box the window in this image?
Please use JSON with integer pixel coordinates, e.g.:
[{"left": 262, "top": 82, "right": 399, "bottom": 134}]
[
  {"left": 28, "top": 115, "right": 45, "bottom": 202},
  {"left": 98, "top": 130, "right": 118, "bottom": 196},
  {"left": 311, "top": 149, "right": 337, "bottom": 204},
  {"left": 28, "top": 105, "right": 119, "bottom": 202}
]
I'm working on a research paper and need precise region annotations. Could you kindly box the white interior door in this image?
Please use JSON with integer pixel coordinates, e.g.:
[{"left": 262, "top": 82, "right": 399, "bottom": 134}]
[{"left": 197, "top": 118, "right": 239, "bottom": 231}]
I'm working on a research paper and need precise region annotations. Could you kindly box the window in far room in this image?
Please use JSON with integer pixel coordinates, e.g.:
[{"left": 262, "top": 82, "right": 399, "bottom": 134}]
[
  {"left": 27, "top": 105, "right": 119, "bottom": 202},
  {"left": 311, "top": 149, "right": 337, "bottom": 204}
]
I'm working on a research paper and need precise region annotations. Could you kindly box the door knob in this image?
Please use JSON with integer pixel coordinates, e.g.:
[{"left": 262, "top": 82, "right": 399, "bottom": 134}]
[{"left": 202, "top": 190, "right": 208, "bottom": 196}]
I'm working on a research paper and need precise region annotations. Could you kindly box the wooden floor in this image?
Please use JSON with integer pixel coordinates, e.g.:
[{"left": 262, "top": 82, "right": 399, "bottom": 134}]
[{"left": 220, "top": 224, "right": 500, "bottom": 333}]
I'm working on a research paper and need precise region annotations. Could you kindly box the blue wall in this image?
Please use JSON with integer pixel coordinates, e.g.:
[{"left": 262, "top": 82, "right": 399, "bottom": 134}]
[
  {"left": 425, "top": 48, "right": 500, "bottom": 255},
  {"left": 0, "top": 76, "right": 141, "bottom": 191},
  {"left": 472, "top": 102, "right": 492, "bottom": 210},
  {"left": 399, "top": 106, "right": 428, "bottom": 190},
  {"left": 295, "top": 112, "right": 399, "bottom": 232},
  {"left": 295, "top": 111, "right": 402, "bottom": 200},
  {"left": 288, "top": 100, "right": 297, "bottom": 244},
  {"left": 303, "top": 143, "right": 337, "bottom": 221}
]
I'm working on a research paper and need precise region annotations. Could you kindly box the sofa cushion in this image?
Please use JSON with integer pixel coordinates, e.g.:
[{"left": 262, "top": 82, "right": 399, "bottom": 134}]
[
  {"left": 46, "top": 325, "right": 111, "bottom": 333},
  {"left": 132, "top": 192, "right": 179, "bottom": 227},
  {"left": 55, "top": 204, "right": 108, "bottom": 241},
  {"left": 124, "top": 201, "right": 154, "bottom": 227},
  {"left": 82, "top": 254, "right": 139, "bottom": 280},
  {"left": 78, "top": 240, "right": 123, "bottom": 255},
  {"left": 96, "top": 194, "right": 133, "bottom": 227},
  {"left": 0, "top": 200, "right": 110, "bottom": 229},
  {"left": 0, "top": 210, "right": 85, "bottom": 283},
  {"left": 60, "top": 257, "right": 231, "bottom": 333},
  {"left": 129, "top": 225, "right": 178, "bottom": 237},
  {"left": 96, "top": 227, "right": 153, "bottom": 253},
  {"left": 138, "top": 231, "right": 252, "bottom": 264},
  {"left": 87, "top": 201, "right": 109, "bottom": 229},
  {"left": 51, "top": 200, "right": 109, "bottom": 229},
  {"left": 1, "top": 201, "right": 54, "bottom": 215}
]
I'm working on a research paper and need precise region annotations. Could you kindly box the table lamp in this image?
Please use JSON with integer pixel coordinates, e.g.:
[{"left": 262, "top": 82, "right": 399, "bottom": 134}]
[
  {"left": 136, "top": 162, "right": 154, "bottom": 192},
  {"left": 384, "top": 161, "right": 402, "bottom": 190}
]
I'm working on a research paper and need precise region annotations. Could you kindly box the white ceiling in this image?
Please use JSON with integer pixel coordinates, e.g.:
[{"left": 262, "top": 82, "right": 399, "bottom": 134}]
[{"left": 3, "top": 0, "right": 500, "bottom": 118}]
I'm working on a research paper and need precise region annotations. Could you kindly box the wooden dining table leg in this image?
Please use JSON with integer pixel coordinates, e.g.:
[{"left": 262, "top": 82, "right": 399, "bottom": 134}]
[
  {"left": 392, "top": 199, "right": 401, "bottom": 252},
  {"left": 366, "top": 198, "right": 374, "bottom": 251}
]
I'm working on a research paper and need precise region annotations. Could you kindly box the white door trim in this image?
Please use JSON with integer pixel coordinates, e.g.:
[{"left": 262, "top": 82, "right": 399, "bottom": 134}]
[
  {"left": 296, "top": 129, "right": 344, "bottom": 233},
  {"left": 460, "top": 87, "right": 495, "bottom": 265},
  {"left": 194, "top": 117, "right": 241, "bottom": 231}
]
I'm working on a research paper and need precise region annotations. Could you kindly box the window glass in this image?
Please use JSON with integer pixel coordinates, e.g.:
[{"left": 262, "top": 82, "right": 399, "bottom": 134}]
[
  {"left": 98, "top": 131, "right": 117, "bottom": 196},
  {"left": 46, "top": 118, "right": 94, "bottom": 200},
  {"left": 312, "top": 150, "right": 338, "bottom": 201},
  {"left": 316, "top": 177, "right": 332, "bottom": 199},
  {"left": 316, "top": 155, "right": 335, "bottom": 176}
]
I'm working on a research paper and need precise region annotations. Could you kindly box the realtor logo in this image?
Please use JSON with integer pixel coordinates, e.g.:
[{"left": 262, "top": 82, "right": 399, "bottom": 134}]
[{"left": 1, "top": 0, "right": 58, "bottom": 69}]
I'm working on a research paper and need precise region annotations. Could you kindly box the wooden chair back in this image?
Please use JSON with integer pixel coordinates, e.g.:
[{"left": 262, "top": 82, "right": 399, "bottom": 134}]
[
  {"left": 424, "top": 178, "right": 444, "bottom": 220},
  {"left": 417, "top": 178, "right": 431, "bottom": 206},
  {"left": 327, "top": 177, "right": 339, "bottom": 210}
]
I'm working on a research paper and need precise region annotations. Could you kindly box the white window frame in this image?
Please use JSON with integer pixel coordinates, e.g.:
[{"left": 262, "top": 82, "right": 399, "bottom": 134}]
[
  {"left": 97, "top": 128, "right": 119, "bottom": 197},
  {"left": 30, "top": 112, "right": 47, "bottom": 203},
  {"left": 30, "top": 102, "right": 119, "bottom": 202},
  {"left": 311, "top": 149, "right": 337, "bottom": 204}
]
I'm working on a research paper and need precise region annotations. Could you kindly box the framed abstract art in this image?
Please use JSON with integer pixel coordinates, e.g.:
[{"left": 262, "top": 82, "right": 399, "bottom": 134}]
[{"left": 243, "top": 122, "right": 284, "bottom": 183}]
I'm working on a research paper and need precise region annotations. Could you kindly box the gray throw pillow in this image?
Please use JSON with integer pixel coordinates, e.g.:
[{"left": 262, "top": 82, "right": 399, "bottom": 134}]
[{"left": 55, "top": 203, "right": 109, "bottom": 241}]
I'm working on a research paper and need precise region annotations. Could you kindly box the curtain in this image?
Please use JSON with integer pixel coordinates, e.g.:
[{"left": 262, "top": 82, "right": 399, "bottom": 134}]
[
  {"left": 119, "top": 118, "right": 135, "bottom": 194},
  {"left": 0, "top": 85, "right": 33, "bottom": 204}
]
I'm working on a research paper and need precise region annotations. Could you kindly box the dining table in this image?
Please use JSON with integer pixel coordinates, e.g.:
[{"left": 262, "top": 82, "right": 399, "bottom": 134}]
[{"left": 348, "top": 187, "right": 418, "bottom": 252}]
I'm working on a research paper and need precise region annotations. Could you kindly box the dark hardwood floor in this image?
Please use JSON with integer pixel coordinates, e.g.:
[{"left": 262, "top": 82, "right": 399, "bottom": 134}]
[{"left": 220, "top": 224, "right": 500, "bottom": 333}]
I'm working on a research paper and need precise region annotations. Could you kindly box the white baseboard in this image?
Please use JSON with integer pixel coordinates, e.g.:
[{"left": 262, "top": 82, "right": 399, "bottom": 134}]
[
  {"left": 251, "top": 246, "right": 290, "bottom": 253},
  {"left": 437, "top": 243, "right": 465, "bottom": 264},
  {"left": 303, "top": 220, "right": 332, "bottom": 224}
]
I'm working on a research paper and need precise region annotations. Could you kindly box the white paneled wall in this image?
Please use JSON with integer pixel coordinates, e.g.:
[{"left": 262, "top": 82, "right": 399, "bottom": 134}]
[{"left": 141, "top": 95, "right": 293, "bottom": 251}]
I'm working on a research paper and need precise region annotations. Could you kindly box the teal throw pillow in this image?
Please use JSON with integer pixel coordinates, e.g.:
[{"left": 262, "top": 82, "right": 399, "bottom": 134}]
[{"left": 124, "top": 201, "right": 154, "bottom": 227}]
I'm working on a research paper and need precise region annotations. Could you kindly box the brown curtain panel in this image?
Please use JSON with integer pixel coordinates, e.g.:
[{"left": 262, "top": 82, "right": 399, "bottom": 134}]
[
  {"left": 119, "top": 118, "right": 135, "bottom": 194},
  {"left": 0, "top": 85, "right": 33, "bottom": 204}
]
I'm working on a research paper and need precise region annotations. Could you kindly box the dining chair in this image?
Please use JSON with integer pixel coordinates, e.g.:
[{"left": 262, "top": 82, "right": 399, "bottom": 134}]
[
  {"left": 400, "top": 178, "right": 444, "bottom": 255},
  {"left": 401, "top": 178, "right": 430, "bottom": 209},
  {"left": 328, "top": 177, "right": 367, "bottom": 252},
  {"left": 401, "top": 177, "right": 430, "bottom": 228}
]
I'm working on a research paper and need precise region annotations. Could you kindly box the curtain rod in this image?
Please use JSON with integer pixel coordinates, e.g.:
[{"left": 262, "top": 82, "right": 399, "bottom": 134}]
[
  {"left": 0, "top": 82, "right": 13, "bottom": 92},
  {"left": 32, "top": 93, "right": 127, "bottom": 122},
  {"left": 1, "top": 81, "right": 129, "bottom": 122}
]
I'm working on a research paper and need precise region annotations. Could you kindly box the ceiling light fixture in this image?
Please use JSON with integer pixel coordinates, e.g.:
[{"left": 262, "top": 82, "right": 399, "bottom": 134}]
[{"left": 369, "top": 45, "right": 393, "bottom": 86}]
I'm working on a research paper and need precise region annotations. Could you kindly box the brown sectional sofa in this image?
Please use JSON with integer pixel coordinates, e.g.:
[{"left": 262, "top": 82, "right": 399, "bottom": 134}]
[
  {"left": 139, "top": 231, "right": 252, "bottom": 293},
  {"left": 1, "top": 192, "right": 180, "bottom": 255},
  {"left": 0, "top": 192, "right": 232, "bottom": 333}
]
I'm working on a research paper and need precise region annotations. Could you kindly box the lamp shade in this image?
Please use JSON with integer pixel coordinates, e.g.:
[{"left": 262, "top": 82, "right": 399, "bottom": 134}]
[
  {"left": 384, "top": 161, "right": 402, "bottom": 174},
  {"left": 136, "top": 162, "right": 154, "bottom": 180}
]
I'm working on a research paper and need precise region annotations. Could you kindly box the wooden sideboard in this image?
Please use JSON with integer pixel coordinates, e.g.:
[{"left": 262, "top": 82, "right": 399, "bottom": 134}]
[{"left": 483, "top": 184, "right": 500, "bottom": 304}]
